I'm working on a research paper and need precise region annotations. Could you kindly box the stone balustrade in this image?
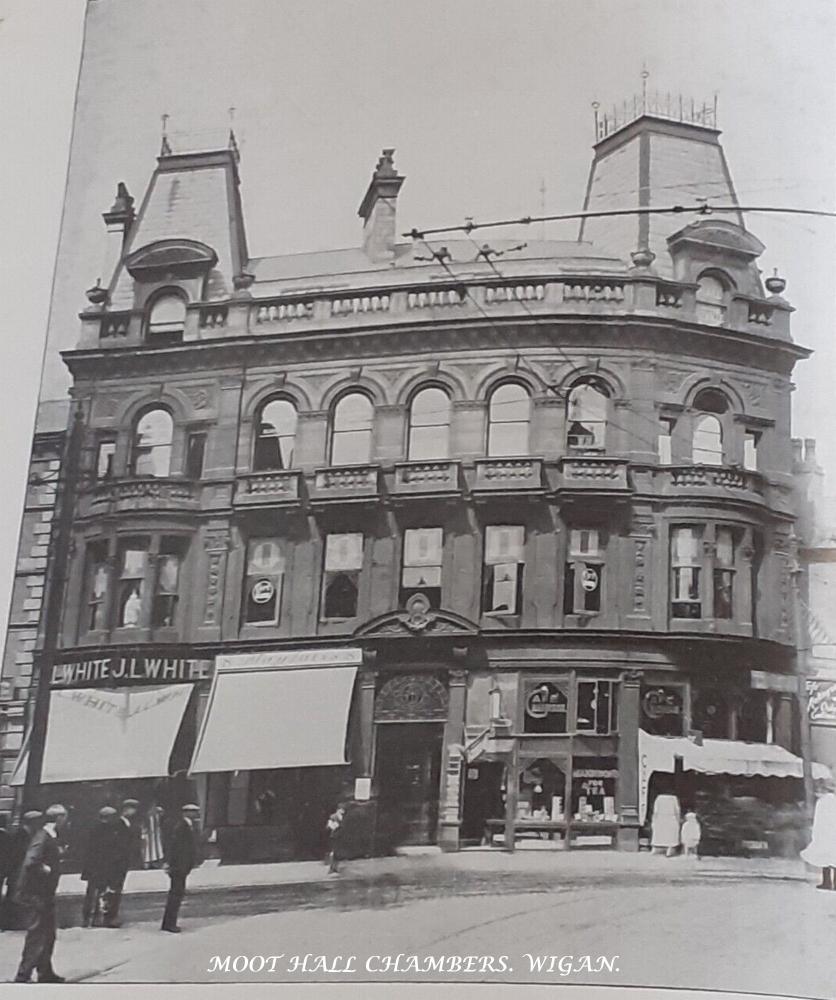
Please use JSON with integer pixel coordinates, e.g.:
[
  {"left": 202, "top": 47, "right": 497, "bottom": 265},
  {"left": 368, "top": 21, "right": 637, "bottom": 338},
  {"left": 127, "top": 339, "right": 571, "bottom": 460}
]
[
  {"left": 311, "top": 464, "right": 380, "bottom": 502},
  {"left": 392, "top": 460, "right": 462, "bottom": 496},
  {"left": 557, "top": 456, "right": 630, "bottom": 494},
  {"left": 471, "top": 457, "right": 544, "bottom": 493},
  {"left": 88, "top": 477, "right": 200, "bottom": 514},
  {"left": 233, "top": 470, "right": 303, "bottom": 506}
]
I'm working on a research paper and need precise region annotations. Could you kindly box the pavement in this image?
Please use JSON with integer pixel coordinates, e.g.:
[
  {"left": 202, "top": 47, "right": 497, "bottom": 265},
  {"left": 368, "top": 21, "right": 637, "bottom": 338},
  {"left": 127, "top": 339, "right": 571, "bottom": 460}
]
[{"left": 0, "top": 850, "right": 829, "bottom": 994}]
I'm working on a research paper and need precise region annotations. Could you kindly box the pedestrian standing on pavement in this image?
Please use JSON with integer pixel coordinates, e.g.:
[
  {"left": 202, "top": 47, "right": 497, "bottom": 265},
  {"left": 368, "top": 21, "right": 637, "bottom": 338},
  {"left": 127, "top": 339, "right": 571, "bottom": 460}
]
[
  {"left": 651, "top": 792, "right": 681, "bottom": 857},
  {"left": 2, "top": 812, "right": 42, "bottom": 931},
  {"left": 161, "top": 803, "right": 202, "bottom": 933},
  {"left": 108, "top": 798, "right": 142, "bottom": 927},
  {"left": 12, "top": 804, "right": 68, "bottom": 984},
  {"left": 801, "top": 777, "right": 836, "bottom": 890},
  {"left": 680, "top": 810, "right": 702, "bottom": 858},
  {"left": 326, "top": 804, "right": 346, "bottom": 874},
  {"left": 81, "top": 807, "right": 120, "bottom": 928}
]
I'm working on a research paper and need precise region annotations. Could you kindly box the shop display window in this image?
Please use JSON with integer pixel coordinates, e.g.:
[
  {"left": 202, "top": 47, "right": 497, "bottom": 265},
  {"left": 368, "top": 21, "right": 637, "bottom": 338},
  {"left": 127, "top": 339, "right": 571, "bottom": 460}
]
[
  {"left": 571, "top": 760, "right": 618, "bottom": 823},
  {"left": 517, "top": 758, "right": 567, "bottom": 821},
  {"left": 523, "top": 680, "right": 569, "bottom": 734},
  {"left": 641, "top": 684, "right": 686, "bottom": 737}
]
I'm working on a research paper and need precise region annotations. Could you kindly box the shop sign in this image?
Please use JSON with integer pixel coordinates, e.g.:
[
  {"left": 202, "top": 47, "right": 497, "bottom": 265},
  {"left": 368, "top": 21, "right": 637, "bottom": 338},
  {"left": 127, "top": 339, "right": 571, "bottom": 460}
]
[
  {"left": 807, "top": 680, "right": 836, "bottom": 725},
  {"left": 580, "top": 567, "right": 599, "bottom": 592},
  {"left": 642, "top": 686, "right": 683, "bottom": 719},
  {"left": 51, "top": 656, "right": 213, "bottom": 689},
  {"left": 525, "top": 682, "right": 566, "bottom": 719},
  {"left": 251, "top": 578, "right": 276, "bottom": 604},
  {"left": 573, "top": 768, "right": 618, "bottom": 779}
]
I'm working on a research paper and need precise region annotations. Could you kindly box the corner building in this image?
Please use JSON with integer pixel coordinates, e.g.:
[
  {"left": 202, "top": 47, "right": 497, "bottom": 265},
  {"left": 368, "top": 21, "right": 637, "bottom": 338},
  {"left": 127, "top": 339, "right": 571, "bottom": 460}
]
[{"left": 17, "top": 109, "right": 814, "bottom": 861}]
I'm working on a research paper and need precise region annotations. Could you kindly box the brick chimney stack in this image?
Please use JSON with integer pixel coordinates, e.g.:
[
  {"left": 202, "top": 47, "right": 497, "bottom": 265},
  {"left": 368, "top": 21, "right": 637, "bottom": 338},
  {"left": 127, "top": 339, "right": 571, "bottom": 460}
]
[{"left": 358, "top": 149, "right": 404, "bottom": 263}]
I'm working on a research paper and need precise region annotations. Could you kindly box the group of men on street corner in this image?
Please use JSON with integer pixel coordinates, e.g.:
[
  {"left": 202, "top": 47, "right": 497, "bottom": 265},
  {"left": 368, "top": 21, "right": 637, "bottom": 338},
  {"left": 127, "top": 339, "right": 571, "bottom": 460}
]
[{"left": 4, "top": 801, "right": 203, "bottom": 983}]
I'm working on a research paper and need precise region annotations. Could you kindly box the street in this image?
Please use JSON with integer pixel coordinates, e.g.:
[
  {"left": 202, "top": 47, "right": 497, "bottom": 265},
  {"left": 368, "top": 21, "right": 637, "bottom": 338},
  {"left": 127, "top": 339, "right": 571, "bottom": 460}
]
[{"left": 0, "top": 852, "right": 832, "bottom": 996}]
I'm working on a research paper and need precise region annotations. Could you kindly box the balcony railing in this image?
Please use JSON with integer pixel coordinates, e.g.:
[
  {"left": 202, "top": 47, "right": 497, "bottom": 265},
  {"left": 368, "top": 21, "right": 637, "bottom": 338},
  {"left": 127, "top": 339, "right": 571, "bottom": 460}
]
[
  {"left": 392, "top": 460, "right": 462, "bottom": 497},
  {"left": 470, "top": 457, "right": 545, "bottom": 494},
  {"left": 88, "top": 477, "right": 200, "bottom": 514},
  {"left": 234, "top": 470, "right": 303, "bottom": 506},
  {"left": 556, "top": 456, "right": 631, "bottom": 495},
  {"left": 310, "top": 465, "right": 381, "bottom": 502},
  {"left": 663, "top": 465, "right": 766, "bottom": 500}
]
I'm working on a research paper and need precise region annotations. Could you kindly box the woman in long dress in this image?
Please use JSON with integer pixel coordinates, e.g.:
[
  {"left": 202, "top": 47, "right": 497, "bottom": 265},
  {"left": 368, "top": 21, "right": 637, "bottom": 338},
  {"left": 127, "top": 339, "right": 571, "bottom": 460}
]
[
  {"left": 651, "top": 793, "right": 681, "bottom": 857},
  {"left": 801, "top": 778, "right": 836, "bottom": 890}
]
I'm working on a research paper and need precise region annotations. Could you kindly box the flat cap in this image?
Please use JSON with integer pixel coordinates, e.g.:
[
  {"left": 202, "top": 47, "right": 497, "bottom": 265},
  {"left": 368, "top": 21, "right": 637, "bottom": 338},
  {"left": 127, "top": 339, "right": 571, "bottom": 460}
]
[
  {"left": 182, "top": 803, "right": 201, "bottom": 813},
  {"left": 44, "top": 804, "right": 67, "bottom": 820},
  {"left": 22, "top": 810, "right": 42, "bottom": 822},
  {"left": 99, "top": 806, "right": 117, "bottom": 818},
  {"left": 121, "top": 799, "right": 139, "bottom": 808}
]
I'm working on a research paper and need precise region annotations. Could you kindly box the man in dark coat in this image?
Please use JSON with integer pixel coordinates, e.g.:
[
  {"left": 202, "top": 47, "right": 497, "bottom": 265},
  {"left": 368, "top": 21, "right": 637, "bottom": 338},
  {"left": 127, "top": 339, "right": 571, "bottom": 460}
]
[
  {"left": 81, "top": 807, "right": 120, "bottom": 928},
  {"left": 161, "top": 803, "right": 201, "bottom": 933},
  {"left": 107, "top": 798, "right": 141, "bottom": 928},
  {"left": 13, "top": 804, "right": 68, "bottom": 984},
  {"left": 2, "top": 812, "right": 42, "bottom": 932}
]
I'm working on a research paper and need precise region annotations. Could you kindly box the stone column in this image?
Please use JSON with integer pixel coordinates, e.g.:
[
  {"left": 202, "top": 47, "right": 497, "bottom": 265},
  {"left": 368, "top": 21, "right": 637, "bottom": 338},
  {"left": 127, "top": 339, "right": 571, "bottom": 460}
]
[
  {"left": 439, "top": 668, "right": 467, "bottom": 851},
  {"left": 617, "top": 670, "right": 641, "bottom": 850},
  {"left": 357, "top": 668, "right": 378, "bottom": 779},
  {"left": 774, "top": 693, "right": 794, "bottom": 751}
]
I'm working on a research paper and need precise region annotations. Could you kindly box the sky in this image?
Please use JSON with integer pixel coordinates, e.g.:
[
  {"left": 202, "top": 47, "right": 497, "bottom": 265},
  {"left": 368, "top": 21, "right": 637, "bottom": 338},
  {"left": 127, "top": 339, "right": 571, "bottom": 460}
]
[{"left": 0, "top": 0, "right": 834, "bottom": 629}]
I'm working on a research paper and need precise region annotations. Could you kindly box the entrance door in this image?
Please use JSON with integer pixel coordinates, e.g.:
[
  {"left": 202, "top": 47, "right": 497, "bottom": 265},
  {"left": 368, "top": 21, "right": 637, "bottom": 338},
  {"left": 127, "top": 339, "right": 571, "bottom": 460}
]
[
  {"left": 375, "top": 723, "right": 443, "bottom": 847},
  {"left": 461, "top": 761, "right": 505, "bottom": 845}
]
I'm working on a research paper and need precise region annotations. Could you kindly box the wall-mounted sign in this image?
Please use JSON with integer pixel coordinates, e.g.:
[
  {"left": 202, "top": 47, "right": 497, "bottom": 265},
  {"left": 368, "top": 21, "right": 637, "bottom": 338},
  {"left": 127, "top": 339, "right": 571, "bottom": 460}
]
[
  {"left": 51, "top": 656, "right": 212, "bottom": 689},
  {"left": 807, "top": 680, "right": 836, "bottom": 726},
  {"left": 642, "top": 687, "right": 683, "bottom": 719},
  {"left": 525, "top": 682, "right": 567, "bottom": 719},
  {"left": 250, "top": 579, "right": 276, "bottom": 605},
  {"left": 581, "top": 567, "right": 600, "bottom": 593}
]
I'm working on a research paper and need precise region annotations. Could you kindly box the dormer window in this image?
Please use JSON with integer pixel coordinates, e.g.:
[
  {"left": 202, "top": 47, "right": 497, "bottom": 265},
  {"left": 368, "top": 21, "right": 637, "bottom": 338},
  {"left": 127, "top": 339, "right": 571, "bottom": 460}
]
[
  {"left": 146, "top": 291, "right": 187, "bottom": 344},
  {"left": 695, "top": 273, "right": 730, "bottom": 326}
]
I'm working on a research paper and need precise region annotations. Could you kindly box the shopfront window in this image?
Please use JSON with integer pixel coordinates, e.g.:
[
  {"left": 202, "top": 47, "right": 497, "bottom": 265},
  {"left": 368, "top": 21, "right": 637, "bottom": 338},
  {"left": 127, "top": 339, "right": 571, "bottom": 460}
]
[
  {"left": 482, "top": 525, "right": 525, "bottom": 615},
  {"left": 322, "top": 532, "right": 364, "bottom": 619},
  {"left": 564, "top": 528, "right": 604, "bottom": 615},
  {"left": 243, "top": 538, "right": 285, "bottom": 626},
  {"left": 523, "top": 680, "right": 569, "bottom": 734},
  {"left": 571, "top": 759, "right": 618, "bottom": 823},
  {"left": 400, "top": 528, "right": 443, "bottom": 609},
  {"left": 692, "top": 687, "right": 732, "bottom": 739},
  {"left": 576, "top": 680, "right": 618, "bottom": 734},
  {"left": 517, "top": 758, "right": 567, "bottom": 822}
]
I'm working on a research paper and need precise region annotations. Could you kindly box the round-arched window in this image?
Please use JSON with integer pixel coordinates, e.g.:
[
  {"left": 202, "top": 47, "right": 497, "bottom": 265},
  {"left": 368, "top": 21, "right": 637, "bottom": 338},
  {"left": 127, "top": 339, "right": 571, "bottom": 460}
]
[
  {"left": 330, "top": 392, "right": 374, "bottom": 465},
  {"left": 146, "top": 292, "right": 187, "bottom": 341},
  {"left": 131, "top": 408, "right": 174, "bottom": 477},
  {"left": 695, "top": 274, "right": 729, "bottom": 326},
  {"left": 487, "top": 383, "right": 531, "bottom": 457},
  {"left": 408, "top": 386, "right": 451, "bottom": 460},
  {"left": 692, "top": 388, "right": 728, "bottom": 466},
  {"left": 566, "top": 379, "right": 609, "bottom": 449},
  {"left": 253, "top": 398, "right": 298, "bottom": 471}
]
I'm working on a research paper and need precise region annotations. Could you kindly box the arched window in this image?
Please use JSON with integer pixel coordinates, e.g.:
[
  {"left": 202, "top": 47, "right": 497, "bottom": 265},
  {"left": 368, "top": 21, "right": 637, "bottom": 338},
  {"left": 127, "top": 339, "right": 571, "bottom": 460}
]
[
  {"left": 253, "top": 398, "right": 298, "bottom": 471},
  {"left": 692, "top": 388, "right": 728, "bottom": 465},
  {"left": 408, "top": 386, "right": 451, "bottom": 460},
  {"left": 131, "top": 408, "right": 173, "bottom": 477},
  {"left": 146, "top": 292, "right": 187, "bottom": 341},
  {"left": 330, "top": 392, "right": 374, "bottom": 465},
  {"left": 695, "top": 273, "right": 728, "bottom": 326},
  {"left": 567, "top": 379, "right": 609, "bottom": 450},
  {"left": 487, "top": 383, "right": 531, "bottom": 457}
]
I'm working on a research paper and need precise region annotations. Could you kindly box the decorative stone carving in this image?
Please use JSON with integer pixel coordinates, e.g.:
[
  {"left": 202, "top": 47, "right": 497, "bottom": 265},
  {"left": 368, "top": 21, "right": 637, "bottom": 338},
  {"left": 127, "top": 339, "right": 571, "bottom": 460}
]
[
  {"left": 356, "top": 604, "right": 479, "bottom": 639},
  {"left": 374, "top": 674, "right": 449, "bottom": 721},
  {"left": 183, "top": 385, "right": 212, "bottom": 410}
]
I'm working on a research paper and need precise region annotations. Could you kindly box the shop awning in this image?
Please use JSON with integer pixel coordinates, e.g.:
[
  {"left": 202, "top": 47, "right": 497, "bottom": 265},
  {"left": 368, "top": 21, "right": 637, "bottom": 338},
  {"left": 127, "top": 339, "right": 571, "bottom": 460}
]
[
  {"left": 639, "top": 730, "right": 832, "bottom": 821},
  {"left": 12, "top": 685, "right": 194, "bottom": 785},
  {"left": 189, "top": 650, "right": 359, "bottom": 774}
]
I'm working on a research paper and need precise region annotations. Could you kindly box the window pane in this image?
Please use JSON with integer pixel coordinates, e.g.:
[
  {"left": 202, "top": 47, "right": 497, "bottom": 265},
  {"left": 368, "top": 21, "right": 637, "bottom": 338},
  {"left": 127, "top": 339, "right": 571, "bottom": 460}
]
[
  {"left": 715, "top": 527, "right": 735, "bottom": 567},
  {"left": 402, "top": 565, "right": 442, "bottom": 588},
  {"left": 403, "top": 527, "right": 443, "bottom": 567},
  {"left": 157, "top": 555, "right": 180, "bottom": 594},
  {"left": 671, "top": 527, "right": 700, "bottom": 565},
  {"left": 693, "top": 415, "right": 723, "bottom": 465},
  {"left": 186, "top": 433, "right": 206, "bottom": 479},
  {"left": 488, "top": 421, "right": 529, "bottom": 457},
  {"left": 97, "top": 442, "right": 115, "bottom": 479},
  {"left": 247, "top": 539, "right": 283, "bottom": 575},
  {"left": 121, "top": 548, "right": 146, "bottom": 578},
  {"left": 334, "top": 394, "right": 373, "bottom": 432},
  {"left": 744, "top": 432, "right": 758, "bottom": 471},
  {"left": 324, "top": 573, "right": 359, "bottom": 618},
  {"left": 490, "top": 383, "right": 530, "bottom": 422},
  {"left": 325, "top": 533, "right": 364, "bottom": 571},
  {"left": 148, "top": 294, "right": 186, "bottom": 333},
  {"left": 411, "top": 388, "right": 450, "bottom": 427},
  {"left": 255, "top": 399, "right": 297, "bottom": 470},
  {"left": 576, "top": 681, "right": 596, "bottom": 731},
  {"left": 485, "top": 525, "right": 525, "bottom": 564},
  {"left": 713, "top": 569, "right": 733, "bottom": 619},
  {"left": 408, "top": 425, "right": 450, "bottom": 460},
  {"left": 119, "top": 582, "right": 144, "bottom": 627},
  {"left": 331, "top": 429, "right": 372, "bottom": 465},
  {"left": 489, "top": 562, "right": 519, "bottom": 613}
]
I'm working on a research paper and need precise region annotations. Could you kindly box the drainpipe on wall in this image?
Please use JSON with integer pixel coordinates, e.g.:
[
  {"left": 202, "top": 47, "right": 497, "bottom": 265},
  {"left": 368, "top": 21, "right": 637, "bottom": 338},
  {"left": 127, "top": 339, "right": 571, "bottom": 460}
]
[{"left": 788, "top": 536, "right": 815, "bottom": 818}]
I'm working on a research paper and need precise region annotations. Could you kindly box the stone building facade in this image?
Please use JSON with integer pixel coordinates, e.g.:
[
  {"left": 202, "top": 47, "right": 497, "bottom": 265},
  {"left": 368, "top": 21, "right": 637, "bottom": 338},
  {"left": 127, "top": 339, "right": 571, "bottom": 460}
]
[{"left": 3, "top": 109, "right": 815, "bottom": 859}]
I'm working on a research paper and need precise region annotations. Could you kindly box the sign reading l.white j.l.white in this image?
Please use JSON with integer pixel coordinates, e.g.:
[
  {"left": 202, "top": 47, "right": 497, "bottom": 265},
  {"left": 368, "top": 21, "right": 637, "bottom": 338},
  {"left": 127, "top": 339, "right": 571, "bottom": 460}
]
[{"left": 51, "top": 656, "right": 212, "bottom": 688}]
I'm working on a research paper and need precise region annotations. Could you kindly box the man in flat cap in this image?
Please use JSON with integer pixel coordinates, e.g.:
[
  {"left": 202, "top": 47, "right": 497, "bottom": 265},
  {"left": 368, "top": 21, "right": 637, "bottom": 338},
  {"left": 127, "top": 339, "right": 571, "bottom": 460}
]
[
  {"left": 13, "top": 804, "right": 67, "bottom": 983},
  {"left": 161, "top": 804, "right": 201, "bottom": 933},
  {"left": 1, "top": 811, "right": 42, "bottom": 931},
  {"left": 108, "top": 798, "right": 141, "bottom": 928},
  {"left": 81, "top": 807, "right": 120, "bottom": 928}
]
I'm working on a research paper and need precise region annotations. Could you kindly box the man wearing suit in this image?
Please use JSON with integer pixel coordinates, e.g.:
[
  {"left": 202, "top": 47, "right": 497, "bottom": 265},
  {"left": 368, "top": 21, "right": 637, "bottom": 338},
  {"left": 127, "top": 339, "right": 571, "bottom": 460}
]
[
  {"left": 161, "top": 803, "right": 201, "bottom": 933},
  {"left": 108, "top": 798, "right": 141, "bottom": 928},
  {"left": 13, "top": 804, "right": 68, "bottom": 984},
  {"left": 81, "top": 807, "right": 120, "bottom": 928},
  {"left": 2, "top": 812, "right": 42, "bottom": 931}
]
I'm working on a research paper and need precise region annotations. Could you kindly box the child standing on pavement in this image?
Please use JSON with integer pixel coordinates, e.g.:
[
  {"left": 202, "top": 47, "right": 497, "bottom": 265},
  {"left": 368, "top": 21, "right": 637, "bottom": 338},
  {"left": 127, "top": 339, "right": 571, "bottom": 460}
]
[
  {"left": 326, "top": 805, "right": 346, "bottom": 874},
  {"left": 681, "top": 810, "right": 701, "bottom": 858}
]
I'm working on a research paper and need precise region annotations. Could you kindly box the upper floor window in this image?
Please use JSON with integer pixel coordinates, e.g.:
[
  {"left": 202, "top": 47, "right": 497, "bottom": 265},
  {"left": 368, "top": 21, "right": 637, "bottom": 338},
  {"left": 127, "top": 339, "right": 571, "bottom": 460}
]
[
  {"left": 131, "top": 408, "right": 173, "bottom": 478},
  {"left": 242, "top": 538, "right": 285, "bottom": 626},
  {"left": 400, "top": 527, "right": 443, "bottom": 609},
  {"left": 146, "top": 292, "right": 187, "bottom": 343},
  {"left": 84, "top": 541, "right": 109, "bottom": 632},
  {"left": 744, "top": 430, "right": 760, "bottom": 472},
  {"left": 567, "top": 379, "right": 609, "bottom": 450},
  {"left": 657, "top": 417, "right": 675, "bottom": 465},
  {"left": 408, "top": 387, "right": 451, "bottom": 460},
  {"left": 96, "top": 440, "right": 116, "bottom": 480},
  {"left": 670, "top": 525, "right": 702, "bottom": 619},
  {"left": 482, "top": 525, "right": 525, "bottom": 615},
  {"left": 253, "top": 398, "right": 298, "bottom": 471},
  {"left": 113, "top": 534, "right": 186, "bottom": 630},
  {"left": 487, "top": 383, "right": 530, "bottom": 457},
  {"left": 691, "top": 389, "right": 728, "bottom": 466},
  {"left": 185, "top": 431, "right": 207, "bottom": 480},
  {"left": 322, "top": 532, "right": 364, "bottom": 619},
  {"left": 670, "top": 523, "right": 742, "bottom": 621},
  {"left": 330, "top": 393, "right": 373, "bottom": 466},
  {"left": 564, "top": 528, "right": 605, "bottom": 615},
  {"left": 695, "top": 273, "right": 728, "bottom": 326}
]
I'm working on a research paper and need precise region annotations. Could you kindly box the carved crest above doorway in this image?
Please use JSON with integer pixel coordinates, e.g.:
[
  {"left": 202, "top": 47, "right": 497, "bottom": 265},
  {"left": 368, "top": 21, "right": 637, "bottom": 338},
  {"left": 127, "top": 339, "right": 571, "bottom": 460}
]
[{"left": 375, "top": 674, "right": 449, "bottom": 722}]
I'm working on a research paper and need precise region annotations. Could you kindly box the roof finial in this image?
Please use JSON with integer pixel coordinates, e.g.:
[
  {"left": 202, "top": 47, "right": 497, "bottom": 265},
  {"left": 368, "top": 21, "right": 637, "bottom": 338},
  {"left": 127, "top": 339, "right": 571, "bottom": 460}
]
[
  {"left": 641, "top": 64, "right": 649, "bottom": 114},
  {"left": 228, "top": 107, "right": 240, "bottom": 162},
  {"left": 160, "top": 112, "right": 172, "bottom": 156}
]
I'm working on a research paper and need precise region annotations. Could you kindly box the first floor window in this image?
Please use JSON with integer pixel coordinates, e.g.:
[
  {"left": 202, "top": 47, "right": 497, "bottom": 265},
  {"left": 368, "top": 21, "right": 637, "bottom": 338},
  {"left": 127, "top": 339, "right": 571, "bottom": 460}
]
[
  {"left": 564, "top": 528, "right": 604, "bottom": 615},
  {"left": 576, "top": 680, "right": 619, "bottom": 734},
  {"left": 657, "top": 417, "right": 675, "bottom": 465},
  {"left": 85, "top": 542, "right": 109, "bottom": 631},
  {"left": 118, "top": 541, "right": 148, "bottom": 627},
  {"left": 152, "top": 539, "right": 184, "bottom": 627},
  {"left": 400, "top": 527, "right": 443, "bottom": 608},
  {"left": 186, "top": 431, "right": 207, "bottom": 480},
  {"left": 322, "top": 532, "right": 364, "bottom": 619},
  {"left": 713, "top": 526, "right": 736, "bottom": 620},
  {"left": 744, "top": 430, "right": 760, "bottom": 472},
  {"left": 482, "top": 525, "right": 524, "bottom": 615},
  {"left": 96, "top": 441, "right": 116, "bottom": 480},
  {"left": 243, "top": 538, "right": 285, "bottom": 625},
  {"left": 671, "top": 526, "right": 702, "bottom": 618}
]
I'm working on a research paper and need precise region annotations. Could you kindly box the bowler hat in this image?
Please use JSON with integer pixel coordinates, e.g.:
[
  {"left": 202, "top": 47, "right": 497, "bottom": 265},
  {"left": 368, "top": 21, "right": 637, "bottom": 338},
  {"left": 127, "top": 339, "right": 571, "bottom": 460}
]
[
  {"left": 182, "top": 803, "right": 201, "bottom": 813},
  {"left": 22, "top": 810, "right": 42, "bottom": 822},
  {"left": 99, "top": 806, "right": 117, "bottom": 818}
]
